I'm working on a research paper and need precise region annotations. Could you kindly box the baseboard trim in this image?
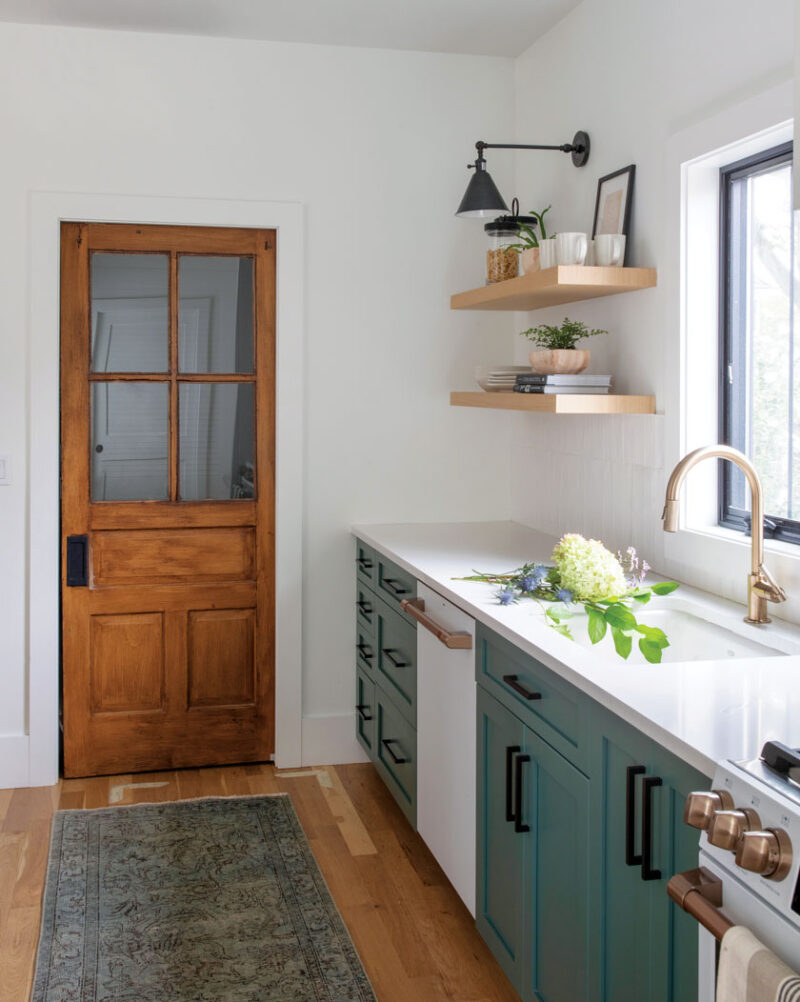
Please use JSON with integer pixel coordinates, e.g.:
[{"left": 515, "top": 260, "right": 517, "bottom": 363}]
[
  {"left": 0, "top": 735, "right": 31, "bottom": 789},
  {"left": 301, "top": 713, "right": 369, "bottom": 766}
]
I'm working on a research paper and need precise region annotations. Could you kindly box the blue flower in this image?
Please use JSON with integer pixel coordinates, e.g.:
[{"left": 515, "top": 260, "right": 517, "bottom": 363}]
[
  {"left": 497, "top": 587, "right": 516, "bottom": 606},
  {"left": 519, "top": 575, "right": 536, "bottom": 593},
  {"left": 532, "top": 565, "right": 548, "bottom": 584},
  {"left": 556, "top": 588, "right": 573, "bottom": 604}
]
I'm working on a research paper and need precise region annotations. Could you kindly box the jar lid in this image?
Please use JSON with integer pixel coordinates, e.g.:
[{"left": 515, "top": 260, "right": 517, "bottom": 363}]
[{"left": 484, "top": 214, "right": 538, "bottom": 235}]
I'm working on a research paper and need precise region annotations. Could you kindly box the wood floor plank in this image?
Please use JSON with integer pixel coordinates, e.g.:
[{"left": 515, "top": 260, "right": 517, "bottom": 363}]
[{"left": 0, "top": 760, "right": 521, "bottom": 1002}]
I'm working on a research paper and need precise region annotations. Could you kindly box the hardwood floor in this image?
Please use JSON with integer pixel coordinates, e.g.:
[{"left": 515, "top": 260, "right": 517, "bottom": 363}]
[{"left": 0, "top": 761, "right": 519, "bottom": 1002}]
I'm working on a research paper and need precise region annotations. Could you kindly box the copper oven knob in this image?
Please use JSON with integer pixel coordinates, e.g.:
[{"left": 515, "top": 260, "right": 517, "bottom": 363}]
[
  {"left": 684, "top": 790, "right": 735, "bottom": 830},
  {"left": 735, "top": 828, "right": 793, "bottom": 881},
  {"left": 706, "top": 808, "right": 762, "bottom": 851}
]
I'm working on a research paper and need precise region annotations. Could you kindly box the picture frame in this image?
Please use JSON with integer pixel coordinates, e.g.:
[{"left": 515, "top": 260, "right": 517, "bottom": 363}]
[{"left": 591, "top": 164, "right": 635, "bottom": 262}]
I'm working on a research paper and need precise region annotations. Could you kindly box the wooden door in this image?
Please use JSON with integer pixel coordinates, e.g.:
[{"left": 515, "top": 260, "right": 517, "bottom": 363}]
[{"left": 60, "top": 223, "right": 275, "bottom": 778}]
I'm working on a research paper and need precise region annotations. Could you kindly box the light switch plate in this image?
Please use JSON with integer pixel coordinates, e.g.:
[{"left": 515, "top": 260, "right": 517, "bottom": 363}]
[{"left": 0, "top": 455, "right": 11, "bottom": 486}]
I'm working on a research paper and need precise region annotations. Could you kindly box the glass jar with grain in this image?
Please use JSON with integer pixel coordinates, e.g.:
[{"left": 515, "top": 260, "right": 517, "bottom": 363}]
[{"left": 484, "top": 210, "right": 538, "bottom": 284}]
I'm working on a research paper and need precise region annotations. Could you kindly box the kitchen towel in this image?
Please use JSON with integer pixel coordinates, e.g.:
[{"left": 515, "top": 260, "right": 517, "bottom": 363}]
[{"left": 717, "top": 926, "right": 800, "bottom": 1002}]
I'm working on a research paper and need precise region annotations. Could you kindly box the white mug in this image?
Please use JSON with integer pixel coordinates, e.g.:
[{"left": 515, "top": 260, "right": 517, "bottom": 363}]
[
  {"left": 555, "top": 232, "right": 588, "bottom": 266},
  {"left": 538, "top": 238, "right": 557, "bottom": 269},
  {"left": 594, "top": 233, "right": 626, "bottom": 267}
]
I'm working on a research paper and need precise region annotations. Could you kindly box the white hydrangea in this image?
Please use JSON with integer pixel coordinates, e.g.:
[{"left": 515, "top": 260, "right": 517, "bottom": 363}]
[{"left": 551, "top": 533, "right": 628, "bottom": 602}]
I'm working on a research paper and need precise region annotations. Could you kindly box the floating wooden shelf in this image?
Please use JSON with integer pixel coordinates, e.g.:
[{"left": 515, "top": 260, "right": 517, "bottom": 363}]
[
  {"left": 450, "top": 266, "right": 657, "bottom": 311},
  {"left": 450, "top": 391, "right": 655, "bottom": 415}
]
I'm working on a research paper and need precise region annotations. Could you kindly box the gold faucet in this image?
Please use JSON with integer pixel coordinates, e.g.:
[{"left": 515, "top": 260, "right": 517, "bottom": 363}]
[{"left": 662, "top": 445, "right": 787, "bottom": 624}]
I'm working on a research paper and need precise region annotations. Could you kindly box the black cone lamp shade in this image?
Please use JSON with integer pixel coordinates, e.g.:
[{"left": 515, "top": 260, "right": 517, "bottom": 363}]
[{"left": 456, "top": 161, "right": 508, "bottom": 218}]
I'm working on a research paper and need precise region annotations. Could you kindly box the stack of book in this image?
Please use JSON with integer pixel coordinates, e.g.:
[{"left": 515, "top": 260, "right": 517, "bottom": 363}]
[{"left": 514, "top": 373, "right": 612, "bottom": 394}]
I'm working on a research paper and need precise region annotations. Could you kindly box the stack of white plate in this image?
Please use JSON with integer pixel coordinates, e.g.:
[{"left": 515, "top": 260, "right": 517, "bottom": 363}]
[{"left": 474, "top": 365, "right": 532, "bottom": 392}]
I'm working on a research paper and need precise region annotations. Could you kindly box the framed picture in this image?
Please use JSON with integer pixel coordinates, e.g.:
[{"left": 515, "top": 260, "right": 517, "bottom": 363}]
[{"left": 591, "top": 164, "right": 635, "bottom": 250}]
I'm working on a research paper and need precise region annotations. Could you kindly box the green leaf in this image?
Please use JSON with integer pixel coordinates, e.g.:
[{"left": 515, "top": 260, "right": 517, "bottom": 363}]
[
  {"left": 651, "top": 581, "right": 679, "bottom": 596},
  {"left": 545, "top": 606, "right": 561, "bottom": 622},
  {"left": 603, "top": 603, "right": 638, "bottom": 631},
  {"left": 586, "top": 607, "right": 608, "bottom": 645},
  {"left": 639, "top": 638, "right": 665, "bottom": 663},
  {"left": 635, "top": 624, "right": 669, "bottom": 648},
  {"left": 611, "top": 627, "right": 632, "bottom": 659},
  {"left": 631, "top": 590, "right": 651, "bottom": 603},
  {"left": 550, "top": 622, "right": 573, "bottom": 640}
]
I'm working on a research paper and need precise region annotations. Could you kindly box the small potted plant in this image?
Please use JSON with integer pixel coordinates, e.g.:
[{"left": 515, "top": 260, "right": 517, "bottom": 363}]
[
  {"left": 520, "top": 317, "right": 607, "bottom": 374},
  {"left": 505, "top": 205, "right": 552, "bottom": 275}
]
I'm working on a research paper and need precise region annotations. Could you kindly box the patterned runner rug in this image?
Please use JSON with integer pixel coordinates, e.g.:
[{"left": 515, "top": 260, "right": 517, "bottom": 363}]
[{"left": 31, "top": 794, "right": 376, "bottom": 1001}]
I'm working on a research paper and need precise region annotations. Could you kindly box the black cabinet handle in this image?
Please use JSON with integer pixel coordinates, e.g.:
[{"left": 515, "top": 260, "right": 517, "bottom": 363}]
[
  {"left": 641, "top": 775, "right": 662, "bottom": 881},
  {"left": 625, "top": 765, "right": 645, "bottom": 866},
  {"left": 357, "top": 599, "right": 373, "bottom": 615},
  {"left": 66, "top": 534, "right": 89, "bottom": 587},
  {"left": 382, "top": 577, "right": 409, "bottom": 596},
  {"left": 356, "top": 642, "right": 373, "bottom": 661},
  {"left": 356, "top": 556, "right": 373, "bottom": 570},
  {"left": 502, "top": 674, "right": 542, "bottom": 701},
  {"left": 505, "top": 745, "right": 521, "bottom": 822},
  {"left": 514, "top": 754, "right": 531, "bottom": 833},
  {"left": 382, "top": 738, "right": 409, "bottom": 765},
  {"left": 356, "top": 703, "right": 373, "bottom": 722},
  {"left": 382, "top": 648, "right": 409, "bottom": 669}
]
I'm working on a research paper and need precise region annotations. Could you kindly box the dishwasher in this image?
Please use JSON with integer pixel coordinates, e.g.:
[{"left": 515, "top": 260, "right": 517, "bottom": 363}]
[{"left": 402, "top": 582, "right": 476, "bottom": 915}]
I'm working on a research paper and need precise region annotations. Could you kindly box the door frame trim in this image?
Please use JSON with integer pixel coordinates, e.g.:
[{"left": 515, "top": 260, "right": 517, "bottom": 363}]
[{"left": 27, "top": 191, "right": 304, "bottom": 785}]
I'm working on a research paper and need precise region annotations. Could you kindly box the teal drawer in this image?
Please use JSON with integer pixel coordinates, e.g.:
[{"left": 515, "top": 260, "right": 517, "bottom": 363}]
[
  {"left": 355, "top": 539, "right": 377, "bottom": 588},
  {"left": 376, "top": 599, "right": 417, "bottom": 725},
  {"left": 355, "top": 667, "right": 376, "bottom": 757},
  {"left": 476, "top": 623, "right": 588, "bottom": 773},
  {"left": 356, "top": 623, "right": 375, "bottom": 677},
  {"left": 376, "top": 552, "right": 416, "bottom": 616},
  {"left": 374, "top": 686, "right": 416, "bottom": 827},
  {"left": 356, "top": 584, "right": 377, "bottom": 636}
]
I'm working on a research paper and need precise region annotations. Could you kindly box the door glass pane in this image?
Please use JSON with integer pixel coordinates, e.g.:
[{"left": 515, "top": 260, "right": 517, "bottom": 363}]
[
  {"left": 178, "top": 257, "right": 254, "bottom": 373},
  {"left": 179, "top": 383, "right": 255, "bottom": 500},
  {"left": 91, "top": 382, "right": 169, "bottom": 501},
  {"left": 90, "top": 253, "right": 169, "bottom": 373}
]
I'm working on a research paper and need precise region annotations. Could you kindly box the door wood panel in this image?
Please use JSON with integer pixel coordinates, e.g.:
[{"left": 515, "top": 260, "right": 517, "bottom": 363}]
[{"left": 60, "top": 222, "right": 275, "bottom": 777}]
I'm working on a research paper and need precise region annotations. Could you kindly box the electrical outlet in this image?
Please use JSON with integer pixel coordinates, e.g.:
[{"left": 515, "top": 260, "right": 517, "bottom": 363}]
[{"left": 0, "top": 455, "right": 11, "bottom": 486}]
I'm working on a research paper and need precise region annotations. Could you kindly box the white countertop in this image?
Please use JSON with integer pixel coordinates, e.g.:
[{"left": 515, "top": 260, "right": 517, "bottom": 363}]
[{"left": 352, "top": 520, "right": 800, "bottom": 777}]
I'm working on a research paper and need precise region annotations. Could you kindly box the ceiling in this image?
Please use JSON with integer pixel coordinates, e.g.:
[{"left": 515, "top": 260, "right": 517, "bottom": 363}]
[{"left": 0, "top": 0, "right": 581, "bottom": 57}]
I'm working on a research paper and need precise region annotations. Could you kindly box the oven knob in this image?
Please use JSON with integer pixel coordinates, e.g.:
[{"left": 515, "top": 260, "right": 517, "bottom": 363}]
[
  {"left": 684, "top": 790, "right": 735, "bottom": 829},
  {"left": 735, "top": 828, "right": 793, "bottom": 881},
  {"left": 706, "top": 808, "right": 762, "bottom": 851}
]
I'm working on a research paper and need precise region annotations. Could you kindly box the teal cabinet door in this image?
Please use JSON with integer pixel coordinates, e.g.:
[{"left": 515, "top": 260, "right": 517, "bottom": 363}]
[
  {"left": 476, "top": 686, "right": 527, "bottom": 994},
  {"left": 522, "top": 728, "right": 591, "bottom": 1002},
  {"left": 590, "top": 710, "right": 657, "bottom": 1002}
]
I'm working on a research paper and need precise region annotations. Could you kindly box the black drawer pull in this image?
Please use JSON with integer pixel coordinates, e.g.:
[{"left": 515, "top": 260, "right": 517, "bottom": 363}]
[
  {"left": 382, "top": 738, "right": 409, "bottom": 765},
  {"left": 505, "top": 745, "right": 521, "bottom": 822},
  {"left": 356, "top": 556, "right": 373, "bottom": 570},
  {"left": 66, "top": 534, "right": 89, "bottom": 587},
  {"left": 382, "top": 577, "right": 409, "bottom": 597},
  {"left": 356, "top": 642, "right": 373, "bottom": 661},
  {"left": 357, "top": 599, "right": 373, "bottom": 615},
  {"left": 502, "top": 674, "right": 542, "bottom": 701},
  {"left": 382, "top": 648, "right": 409, "bottom": 669},
  {"left": 642, "top": 775, "right": 662, "bottom": 881},
  {"left": 356, "top": 703, "right": 373, "bottom": 722},
  {"left": 514, "top": 753, "right": 531, "bottom": 834},
  {"left": 625, "top": 765, "right": 645, "bottom": 866}
]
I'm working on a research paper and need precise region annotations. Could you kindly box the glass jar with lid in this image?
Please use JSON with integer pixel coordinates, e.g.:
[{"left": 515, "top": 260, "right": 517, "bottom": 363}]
[{"left": 484, "top": 199, "right": 538, "bottom": 284}]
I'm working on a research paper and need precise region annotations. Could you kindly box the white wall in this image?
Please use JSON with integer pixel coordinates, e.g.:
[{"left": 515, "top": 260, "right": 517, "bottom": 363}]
[
  {"left": 0, "top": 22, "right": 516, "bottom": 775},
  {"left": 507, "top": 0, "right": 797, "bottom": 613}
]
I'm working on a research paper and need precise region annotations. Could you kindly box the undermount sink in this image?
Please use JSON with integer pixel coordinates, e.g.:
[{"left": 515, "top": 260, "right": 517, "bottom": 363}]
[{"left": 569, "top": 596, "right": 800, "bottom": 664}]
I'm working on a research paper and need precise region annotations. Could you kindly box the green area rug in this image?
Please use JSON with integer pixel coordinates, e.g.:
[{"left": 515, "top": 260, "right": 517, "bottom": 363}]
[{"left": 32, "top": 795, "right": 376, "bottom": 1001}]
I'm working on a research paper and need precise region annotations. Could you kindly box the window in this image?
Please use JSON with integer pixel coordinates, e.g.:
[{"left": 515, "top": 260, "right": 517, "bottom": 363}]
[{"left": 719, "top": 141, "right": 798, "bottom": 542}]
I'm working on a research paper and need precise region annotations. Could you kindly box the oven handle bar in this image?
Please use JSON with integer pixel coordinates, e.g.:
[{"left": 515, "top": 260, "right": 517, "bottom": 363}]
[{"left": 667, "top": 867, "right": 733, "bottom": 942}]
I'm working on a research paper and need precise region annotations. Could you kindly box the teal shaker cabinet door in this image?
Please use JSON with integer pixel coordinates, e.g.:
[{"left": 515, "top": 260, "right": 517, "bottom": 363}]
[
  {"left": 476, "top": 686, "right": 527, "bottom": 994},
  {"left": 522, "top": 729, "right": 591, "bottom": 1002}
]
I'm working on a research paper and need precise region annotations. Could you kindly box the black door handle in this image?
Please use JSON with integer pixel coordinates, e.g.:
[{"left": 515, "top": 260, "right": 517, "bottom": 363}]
[
  {"left": 382, "top": 738, "right": 409, "bottom": 765},
  {"left": 356, "top": 642, "right": 373, "bottom": 661},
  {"left": 357, "top": 599, "right": 373, "bottom": 615},
  {"left": 356, "top": 556, "right": 373, "bottom": 570},
  {"left": 382, "top": 577, "right": 409, "bottom": 596},
  {"left": 502, "top": 674, "right": 542, "bottom": 701},
  {"left": 505, "top": 745, "right": 521, "bottom": 822},
  {"left": 625, "top": 765, "right": 645, "bottom": 866},
  {"left": 641, "top": 775, "right": 662, "bottom": 881},
  {"left": 66, "top": 534, "right": 89, "bottom": 587},
  {"left": 514, "top": 753, "right": 531, "bottom": 834},
  {"left": 355, "top": 703, "right": 373, "bottom": 722},
  {"left": 382, "top": 648, "right": 409, "bottom": 669}
]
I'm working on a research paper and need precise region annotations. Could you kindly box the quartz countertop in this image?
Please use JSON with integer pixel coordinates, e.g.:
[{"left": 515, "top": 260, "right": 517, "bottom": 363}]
[{"left": 352, "top": 520, "right": 800, "bottom": 777}]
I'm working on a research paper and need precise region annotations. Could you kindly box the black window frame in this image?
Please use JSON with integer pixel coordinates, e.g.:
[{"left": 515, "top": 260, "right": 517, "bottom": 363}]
[{"left": 718, "top": 140, "right": 799, "bottom": 544}]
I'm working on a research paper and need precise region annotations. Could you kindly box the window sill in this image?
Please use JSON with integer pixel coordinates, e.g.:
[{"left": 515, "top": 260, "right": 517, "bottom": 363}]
[{"left": 679, "top": 522, "right": 800, "bottom": 561}]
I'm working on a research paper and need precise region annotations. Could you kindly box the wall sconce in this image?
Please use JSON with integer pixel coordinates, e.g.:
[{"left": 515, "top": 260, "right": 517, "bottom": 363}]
[{"left": 455, "top": 131, "right": 590, "bottom": 218}]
